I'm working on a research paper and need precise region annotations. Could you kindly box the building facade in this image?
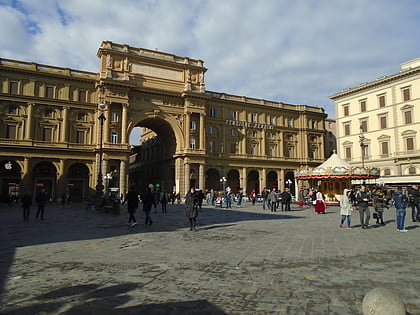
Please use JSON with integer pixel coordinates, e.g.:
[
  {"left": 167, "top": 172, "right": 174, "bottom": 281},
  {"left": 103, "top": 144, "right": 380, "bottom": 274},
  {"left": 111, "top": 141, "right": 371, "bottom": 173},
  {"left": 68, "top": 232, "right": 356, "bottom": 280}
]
[
  {"left": 0, "top": 41, "right": 327, "bottom": 202},
  {"left": 330, "top": 58, "right": 420, "bottom": 186}
]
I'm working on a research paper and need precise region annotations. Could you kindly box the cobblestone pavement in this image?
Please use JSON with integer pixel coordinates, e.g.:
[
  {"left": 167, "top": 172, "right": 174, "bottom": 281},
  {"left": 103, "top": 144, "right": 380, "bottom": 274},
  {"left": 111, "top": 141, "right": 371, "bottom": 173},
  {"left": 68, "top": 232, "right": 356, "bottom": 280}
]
[{"left": 0, "top": 201, "right": 419, "bottom": 314}]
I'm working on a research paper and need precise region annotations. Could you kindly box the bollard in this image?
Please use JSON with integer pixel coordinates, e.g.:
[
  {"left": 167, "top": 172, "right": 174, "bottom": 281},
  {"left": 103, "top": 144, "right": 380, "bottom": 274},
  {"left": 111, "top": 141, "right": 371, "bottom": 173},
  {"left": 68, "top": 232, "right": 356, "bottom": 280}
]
[{"left": 362, "top": 287, "right": 406, "bottom": 315}]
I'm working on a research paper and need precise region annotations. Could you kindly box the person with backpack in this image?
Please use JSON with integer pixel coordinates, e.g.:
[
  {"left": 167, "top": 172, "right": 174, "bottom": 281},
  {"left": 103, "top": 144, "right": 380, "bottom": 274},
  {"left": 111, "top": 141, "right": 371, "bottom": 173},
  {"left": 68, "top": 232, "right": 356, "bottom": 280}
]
[{"left": 356, "top": 185, "right": 371, "bottom": 229}]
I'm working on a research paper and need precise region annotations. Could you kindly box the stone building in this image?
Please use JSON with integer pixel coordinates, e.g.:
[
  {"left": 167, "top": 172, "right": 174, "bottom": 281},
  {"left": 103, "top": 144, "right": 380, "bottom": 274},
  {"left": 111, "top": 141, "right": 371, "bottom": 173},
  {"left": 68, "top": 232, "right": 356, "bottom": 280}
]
[
  {"left": 329, "top": 58, "right": 420, "bottom": 186},
  {"left": 0, "top": 41, "right": 327, "bottom": 202}
]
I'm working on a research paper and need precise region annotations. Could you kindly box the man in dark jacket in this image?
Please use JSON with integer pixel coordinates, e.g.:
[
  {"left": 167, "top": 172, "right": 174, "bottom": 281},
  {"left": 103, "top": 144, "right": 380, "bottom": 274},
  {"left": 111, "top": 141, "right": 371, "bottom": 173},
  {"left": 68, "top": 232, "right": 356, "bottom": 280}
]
[
  {"left": 408, "top": 184, "right": 420, "bottom": 222},
  {"left": 394, "top": 188, "right": 408, "bottom": 232},
  {"left": 280, "top": 188, "right": 292, "bottom": 211},
  {"left": 141, "top": 187, "right": 155, "bottom": 226},
  {"left": 35, "top": 189, "right": 48, "bottom": 220},
  {"left": 123, "top": 186, "right": 139, "bottom": 227},
  {"left": 356, "top": 185, "right": 371, "bottom": 229}
]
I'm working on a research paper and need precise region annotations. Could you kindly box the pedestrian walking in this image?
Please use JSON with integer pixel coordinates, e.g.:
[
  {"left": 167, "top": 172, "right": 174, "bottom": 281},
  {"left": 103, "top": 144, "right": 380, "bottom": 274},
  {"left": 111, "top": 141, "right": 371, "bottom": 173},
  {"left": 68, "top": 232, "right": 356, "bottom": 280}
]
[
  {"left": 21, "top": 192, "right": 32, "bottom": 221},
  {"left": 185, "top": 187, "right": 199, "bottom": 231},
  {"left": 373, "top": 189, "right": 386, "bottom": 225},
  {"left": 236, "top": 190, "right": 243, "bottom": 207},
  {"left": 393, "top": 188, "right": 409, "bottom": 232},
  {"left": 141, "top": 187, "right": 155, "bottom": 226},
  {"left": 269, "top": 188, "right": 278, "bottom": 212},
  {"left": 408, "top": 184, "right": 420, "bottom": 222},
  {"left": 356, "top": 185, "right": 371, "bottom": 229},
  {"left": 160, "top": 191, "right": 168, "bottom": 213},
  {"left": 297, "top": 188, "right": 305, "bottom": 208},
  {"left": 35, "top": 189, "right": 48, "bottom": 220},
  {"left": 262, "top": 187, "right": 269, "bottom": 210},
  {"left": 339, "top": 188, "right": 353, "bottom": 228},
  {"left": 314, "top": 187, "right": 326, "bottom": 214},
  {"left": 280, "top": 188, "right": 292, "bottom": 211},
  {"left": 122, "top": 186, "right": 139, "bottom": 227}
]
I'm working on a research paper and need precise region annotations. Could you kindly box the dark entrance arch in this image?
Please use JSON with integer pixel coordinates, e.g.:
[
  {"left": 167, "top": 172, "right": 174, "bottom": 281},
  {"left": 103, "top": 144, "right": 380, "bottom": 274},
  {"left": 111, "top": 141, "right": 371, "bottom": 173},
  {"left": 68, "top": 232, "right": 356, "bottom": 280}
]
[
  {"left": 33, "top": 162, "right": 57, "bottom": 200},
  {"left": 130, "top": 117, "right": 177, "bottom": 193},
  {"left": 285, "top": 171, "right": 295, "bottom": 196},
  {"left": 227, "top": 169, "right": 240, "bottom": 193},
  {"left": 0, "top": 160, "right": 21, "bottom": 203},
  {"left": 67, "top": 163, "right": 90, "bottom": 202},
  {"left": 247, "top": 170, "right": 259, "bottom": 194},
  {"left": 205, "top": 168, "right": 220, "bottom": 190},
  {"left": 267, "top": 171, "right": 278, "bottom": 189}
]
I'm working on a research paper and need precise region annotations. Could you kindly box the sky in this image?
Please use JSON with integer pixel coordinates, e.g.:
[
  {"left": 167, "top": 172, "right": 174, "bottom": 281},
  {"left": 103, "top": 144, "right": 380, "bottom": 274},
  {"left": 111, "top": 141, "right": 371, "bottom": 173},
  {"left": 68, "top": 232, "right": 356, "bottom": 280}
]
[{"left": 1, "top": 0, "right": 419, "bottom": 143}]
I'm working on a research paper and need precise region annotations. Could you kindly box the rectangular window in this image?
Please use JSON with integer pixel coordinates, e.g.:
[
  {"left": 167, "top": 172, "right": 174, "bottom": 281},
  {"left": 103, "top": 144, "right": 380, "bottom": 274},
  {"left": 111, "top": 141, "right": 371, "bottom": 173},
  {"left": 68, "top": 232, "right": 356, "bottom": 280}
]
[
  {"left": 6, "top": 125, "right": 16, "bottom": 139},
  {"left": 209, "top": 108, "right": 216, "bottom": 118},
  {"left": 380, "top": 116, "right": 387, "bottom": 129},
  {"left": 78, "top": 90, "right": 87, "bottom": 102},
  {"left": 111, "top": 112, "right": 119, "bottom": 122},
  {"left": 360, "top": 100, "right": 367, "bottom": 112},
  {"left": 250, "top": 144, "right": 256, "bottom": 155},
  {"left": 404, "top": 111, "right": 412, "bottom": 124},
  {"left": 46, "top": 86, "right": 54, "bottom": 98},
  {"left": 43, "top": 128, "right": 52, "bottom": 141},
  {"left": 345, "top": 147, "right": 351, "bottom": 159},
  {"left": 111, "top": 131, "right": 118, "bottom": 144},
  {"left": 76, "top": 130, "right": 85, "bottom": 143},
  {"left": 189, "top": 137, "right": 196, "bottom": 149},
  {"left": 269, "top": 116, "right": 276, "bottom": 125},
  {"left": 381, "top": 142, "right": 389, "bottom": 155},
  {"left": 190, "top": 121, "right": 197, "bottom": 130},
  {"left": 406, "top": 137, "right": 414, "bottom": 151},
  {"left": 268, "top": 146, "right": 275, "bottom": 157},
  {"left": 360, "top": 120, "right": 368, "bottom": 133},
  {"left": 44, "top": 109, "right": 54, "bottom": 118},
  {"left": 77, "top": 113, "right": 86, "bottom": 121},
  {"left": 8, "top": 105, "right": 18, "bottom": 115},
  {"left": 209, "top": 126, "right": 215, "bottom": 134},
  {"left": 231, "top": 111, "right": 237, "bottom": 120},
  {"left": 378, "top": 95, "right": 386, "bottom": 108},
  {"left": 343, "top": 105, "right": 349, "bottom": 116},
  {"left": 231, "top": 129, "right": 237, "bottom": 136},
  {"left": 402, "top": 87, "right": 410, "bottom": 101},
  {"left": 9, "top": 81, "right": 18, "bottom": 94},
  {"left": 344, "top": 123, "right": 350, "bottom": 136},
  {"left": 209, "top": 141, "right": 215, "bottom": 153},
  {"left": 252, "top": 113, "right": 257, "bottom": 123},
  {"left": 230, "top": 143, "right": 237, "bottom": 153},
  {"left": 287, "top": 119, "right": 293, "bottom": 127}
]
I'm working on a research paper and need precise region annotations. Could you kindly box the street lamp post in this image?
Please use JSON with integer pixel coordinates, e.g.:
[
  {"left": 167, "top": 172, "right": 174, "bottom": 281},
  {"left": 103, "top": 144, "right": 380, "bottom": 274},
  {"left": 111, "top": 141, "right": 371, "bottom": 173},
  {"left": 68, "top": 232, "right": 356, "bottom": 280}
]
[
  {"left": 96, "top": 103, "right": 106, "bottom": 210},
  {"left": 220, "top": 176, "right": 227, "bottom": 191},
  {"left": 359, "top": 126, "right": 367, "bottom": 184}
]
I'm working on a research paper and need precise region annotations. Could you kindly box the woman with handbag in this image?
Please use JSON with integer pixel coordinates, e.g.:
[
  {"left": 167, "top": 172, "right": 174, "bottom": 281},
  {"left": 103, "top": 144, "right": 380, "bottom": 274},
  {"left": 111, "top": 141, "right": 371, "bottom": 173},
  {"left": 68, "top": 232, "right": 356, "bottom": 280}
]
[{"left": 339, "top": 188, "right": 353, "bottom": 229}]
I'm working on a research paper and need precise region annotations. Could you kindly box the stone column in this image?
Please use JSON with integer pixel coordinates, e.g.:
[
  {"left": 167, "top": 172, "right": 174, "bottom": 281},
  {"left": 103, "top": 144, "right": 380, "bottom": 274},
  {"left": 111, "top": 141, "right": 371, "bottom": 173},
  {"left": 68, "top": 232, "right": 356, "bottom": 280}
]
[
  {"left": 25, "top": 103, "right": 34, "bottom": 140},
  {"left": 61, "top": 107, "right": 68, "bottom": 143},
  {"left": 260, "top": 168, "right": 266, "bottom": 191},
  {"left": 22, "top": 157, "right": 31, "bottom": 193},
  {"left": 57, "top": 159, "right": 66, "bottom": 197},
  {"left": 185, "top": 112, "right": 191, "bottom": 150},
  {"left": 199, "top": 164, "right": 205, "bottom": 189},
  {"left": 241, "top": 167, "right": 247, "bottom": 194},
  {"left": 175, "top": 158, "right": 183, "bottom": 195},
  {"left": 280, "top": 169, "right": 285, "bottom": 190},
  {"left": 119, "top": 159, "right": 127, "bottom": 197},
  {"left": 103, "top": 106, "right": 110, "bottom": 144},
  {"left": 184, "top": 162, "right": 190, "bottom": 196},
  {"left": 261, "top": 131, "right": 266, "bottom": 156},
  {"left": 121, "top": 103, "right": 128, "bottom": 144},
  {"left": 199, "top": 113, "right": 205, "bottom": 150}
]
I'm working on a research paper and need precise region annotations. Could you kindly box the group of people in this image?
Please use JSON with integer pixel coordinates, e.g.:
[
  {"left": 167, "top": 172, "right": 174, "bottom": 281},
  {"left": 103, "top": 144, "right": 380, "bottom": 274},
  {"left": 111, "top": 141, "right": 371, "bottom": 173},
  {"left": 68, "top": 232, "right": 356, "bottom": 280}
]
[
  {"left": 339, "top": 184, "right": 419, "bottom": 232},
  {"left": 20, "top": 189, "right": 49, "bottom": 221},
  {"left": 260, "top": 187, "right": 292, "bottom": 212}
]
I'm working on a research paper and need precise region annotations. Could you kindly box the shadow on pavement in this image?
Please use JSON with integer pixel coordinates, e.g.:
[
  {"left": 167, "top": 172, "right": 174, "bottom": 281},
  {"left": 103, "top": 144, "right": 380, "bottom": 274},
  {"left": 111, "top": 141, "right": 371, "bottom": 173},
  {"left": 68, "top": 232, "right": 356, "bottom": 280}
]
[
  {"left": 0, "top": 202, "right": 304, "bottom": 305},
  {"left": 1, "top": 282, "right": 227, "bottom": 315}
]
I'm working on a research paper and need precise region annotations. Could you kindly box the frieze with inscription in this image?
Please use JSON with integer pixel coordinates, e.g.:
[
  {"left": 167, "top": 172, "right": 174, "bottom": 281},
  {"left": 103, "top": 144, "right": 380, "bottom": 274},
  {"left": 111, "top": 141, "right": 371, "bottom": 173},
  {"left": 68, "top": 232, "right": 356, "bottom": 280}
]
[{"left": 225, "top": 119, "right": 274, "bottom": 130}]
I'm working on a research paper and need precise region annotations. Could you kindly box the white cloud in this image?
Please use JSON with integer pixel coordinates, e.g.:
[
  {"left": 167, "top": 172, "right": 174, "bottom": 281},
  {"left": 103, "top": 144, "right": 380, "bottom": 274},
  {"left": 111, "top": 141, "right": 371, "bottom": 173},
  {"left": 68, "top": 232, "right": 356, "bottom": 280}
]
[{"left": 1, "top": 0, "right": 419, "bottom": 118}]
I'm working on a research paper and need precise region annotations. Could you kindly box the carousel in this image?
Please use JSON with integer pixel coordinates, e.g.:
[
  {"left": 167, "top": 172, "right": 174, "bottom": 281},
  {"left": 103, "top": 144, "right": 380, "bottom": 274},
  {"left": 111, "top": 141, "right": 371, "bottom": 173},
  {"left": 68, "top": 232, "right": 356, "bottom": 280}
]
[{"left": 294, "top": 152, "right": 380, "bottom": 202}]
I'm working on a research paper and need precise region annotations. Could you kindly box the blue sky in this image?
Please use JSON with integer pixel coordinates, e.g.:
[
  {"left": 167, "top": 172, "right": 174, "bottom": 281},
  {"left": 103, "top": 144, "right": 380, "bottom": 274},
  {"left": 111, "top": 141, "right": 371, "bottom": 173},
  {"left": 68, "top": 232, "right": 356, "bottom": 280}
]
[{"left": 1, "top": 0, "right": 420, "bottom": 143}]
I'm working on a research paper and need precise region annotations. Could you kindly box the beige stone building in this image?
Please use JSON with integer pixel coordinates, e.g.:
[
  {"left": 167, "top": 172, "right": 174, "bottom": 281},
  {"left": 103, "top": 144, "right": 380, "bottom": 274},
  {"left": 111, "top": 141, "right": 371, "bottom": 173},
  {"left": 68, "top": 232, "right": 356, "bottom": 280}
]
[
  {"left": 329, "top": 58, "right": 420, "bottom": 186},
  {"left": 0, "top": 41, "right": 327, "bottom": 202}
]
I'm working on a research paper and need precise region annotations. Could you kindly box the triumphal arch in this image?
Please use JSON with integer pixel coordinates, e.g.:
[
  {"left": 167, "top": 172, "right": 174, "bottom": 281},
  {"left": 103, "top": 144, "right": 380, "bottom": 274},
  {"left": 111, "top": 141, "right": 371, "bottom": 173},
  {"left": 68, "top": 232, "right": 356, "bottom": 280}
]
[{"left": 0, "top": 41, "right": 326, "bottom": 202}]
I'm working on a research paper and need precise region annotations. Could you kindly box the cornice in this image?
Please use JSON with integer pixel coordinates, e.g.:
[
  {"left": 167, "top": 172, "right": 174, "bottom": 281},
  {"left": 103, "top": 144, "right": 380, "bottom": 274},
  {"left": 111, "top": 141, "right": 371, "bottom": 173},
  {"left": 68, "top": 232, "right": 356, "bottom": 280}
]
[{"left": 329, "top": 66, "right": 420, "bottom": 100}]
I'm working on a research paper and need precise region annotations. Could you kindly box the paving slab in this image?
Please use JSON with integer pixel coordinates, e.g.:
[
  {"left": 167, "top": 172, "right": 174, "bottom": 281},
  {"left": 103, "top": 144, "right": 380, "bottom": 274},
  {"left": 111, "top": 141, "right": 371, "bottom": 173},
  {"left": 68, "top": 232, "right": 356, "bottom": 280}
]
[{"left": 0, "top": 201, "right": 419, "bottom": 314}]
